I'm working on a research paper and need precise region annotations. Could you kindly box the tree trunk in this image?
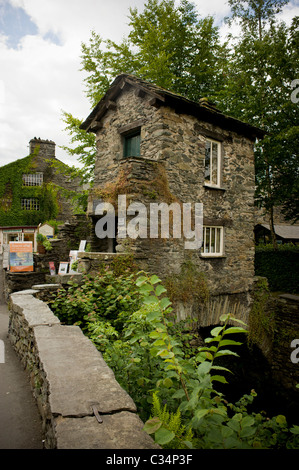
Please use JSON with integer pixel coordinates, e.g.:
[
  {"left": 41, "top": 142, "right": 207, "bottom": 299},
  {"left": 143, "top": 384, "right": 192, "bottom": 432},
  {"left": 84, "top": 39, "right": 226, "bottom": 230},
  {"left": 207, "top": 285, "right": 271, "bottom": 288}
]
[{"left": 269, "top": 205, "right": 278, "bottom": 250}]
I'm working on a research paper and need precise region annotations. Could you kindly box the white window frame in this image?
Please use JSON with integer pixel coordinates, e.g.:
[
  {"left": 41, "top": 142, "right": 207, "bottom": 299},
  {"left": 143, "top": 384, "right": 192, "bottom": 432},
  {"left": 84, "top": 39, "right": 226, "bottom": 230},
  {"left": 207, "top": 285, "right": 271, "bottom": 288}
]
[
  {"left": 21, "top": 198, "right": 40, "bottom": 211},
  {"left": 201, "top": 226, "right": 224, "bottom": 257},
  {"left": 22, "top": 173, "right": 43, "bottom": 186},
  {"left": 204, "top": 139, "right": 221, "bottom": 188}
]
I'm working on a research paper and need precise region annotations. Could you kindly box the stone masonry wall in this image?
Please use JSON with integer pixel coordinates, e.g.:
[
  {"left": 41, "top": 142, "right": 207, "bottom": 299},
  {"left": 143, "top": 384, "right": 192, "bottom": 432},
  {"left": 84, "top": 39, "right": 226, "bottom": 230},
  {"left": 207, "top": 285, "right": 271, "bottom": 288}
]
[
  {"left": 266, "top": 294, "right": 299, "bottom": 391},
  {"left": 8, "top": 289, "right": 158, "bottom": 449}
]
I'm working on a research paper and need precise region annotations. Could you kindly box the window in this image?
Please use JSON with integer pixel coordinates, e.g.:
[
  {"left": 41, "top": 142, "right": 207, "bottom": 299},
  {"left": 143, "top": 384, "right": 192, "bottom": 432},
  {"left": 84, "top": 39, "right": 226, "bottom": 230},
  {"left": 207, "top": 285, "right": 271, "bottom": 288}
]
[
  {"left": 22, "top": 173, "right": 43, "bottom": 186},
  {"left": 123, "top": 131, "right": 141, "bottom": 157},
  {"left": 204, "top": 139, "right": 221, "bottom": 187},
  {"left": 201, "top": 226, "right": 224, "bottom": 256},
  {"left": 21, "top": 198, "right": 40, "bottom": 211}
]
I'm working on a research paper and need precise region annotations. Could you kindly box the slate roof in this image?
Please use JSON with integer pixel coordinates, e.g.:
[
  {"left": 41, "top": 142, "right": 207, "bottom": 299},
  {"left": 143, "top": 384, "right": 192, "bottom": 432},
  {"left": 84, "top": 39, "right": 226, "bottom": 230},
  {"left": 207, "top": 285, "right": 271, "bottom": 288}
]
[
  {"left": 259, "top": 224, "right": 299, "bottom": 240},
  {"left": 80, "top": 73, "right": 265, "bottom": 140}
]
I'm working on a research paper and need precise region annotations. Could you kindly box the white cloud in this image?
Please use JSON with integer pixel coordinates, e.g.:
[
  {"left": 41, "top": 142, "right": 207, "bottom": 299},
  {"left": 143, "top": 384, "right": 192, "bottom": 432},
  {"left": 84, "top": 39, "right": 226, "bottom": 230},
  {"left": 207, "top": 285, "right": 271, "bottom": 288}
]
[{"left": 0, "top": 0, "right": 298, "bottom": 168}]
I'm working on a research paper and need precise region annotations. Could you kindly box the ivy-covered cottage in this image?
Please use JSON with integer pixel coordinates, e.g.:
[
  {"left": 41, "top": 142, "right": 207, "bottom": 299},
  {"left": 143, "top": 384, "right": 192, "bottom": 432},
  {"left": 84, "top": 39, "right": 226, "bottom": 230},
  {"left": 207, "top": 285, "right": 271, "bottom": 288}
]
[
  {"left": 0, "top": 138, "right": 79, "bottom": 252},
  {"left": 80, "top": 74, "right": 264, "bottom": 321}
]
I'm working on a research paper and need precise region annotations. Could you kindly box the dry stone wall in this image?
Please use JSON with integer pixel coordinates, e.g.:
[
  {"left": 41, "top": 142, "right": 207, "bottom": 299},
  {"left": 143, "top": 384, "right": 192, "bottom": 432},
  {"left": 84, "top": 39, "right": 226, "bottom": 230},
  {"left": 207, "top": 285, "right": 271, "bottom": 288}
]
[{"left": 8, "top": 289, "right": 158, "bottom": 449}]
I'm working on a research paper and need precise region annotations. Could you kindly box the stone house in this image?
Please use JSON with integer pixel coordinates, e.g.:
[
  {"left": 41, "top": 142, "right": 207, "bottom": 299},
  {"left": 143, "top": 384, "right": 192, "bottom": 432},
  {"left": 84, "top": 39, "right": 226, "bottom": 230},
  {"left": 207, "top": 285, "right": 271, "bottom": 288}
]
[
  {"left": 80, "top": 74, "right": 264, "bottom": 322},
  {"left": 0, "top": 137, "right": 80, "bottom": 253}
]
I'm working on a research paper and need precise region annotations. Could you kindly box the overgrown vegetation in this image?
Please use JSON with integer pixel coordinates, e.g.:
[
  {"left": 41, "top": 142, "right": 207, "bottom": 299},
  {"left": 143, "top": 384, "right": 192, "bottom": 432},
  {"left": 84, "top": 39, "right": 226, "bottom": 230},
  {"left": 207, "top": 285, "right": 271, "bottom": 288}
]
[
  {"left": 248, "top": 276, "right": 274, "bottom": 347},
  {"left": 0, "top": 152, "right": 59, "bottom": 226},
  {"left": 255, "top": 244, "right": 299, "bottom": 293},
  {"left": 49, "top": 267, "right": 299, "bottom": 449},
  {"left": 164, "top": 260, "right": 209, "bottom": 305}
]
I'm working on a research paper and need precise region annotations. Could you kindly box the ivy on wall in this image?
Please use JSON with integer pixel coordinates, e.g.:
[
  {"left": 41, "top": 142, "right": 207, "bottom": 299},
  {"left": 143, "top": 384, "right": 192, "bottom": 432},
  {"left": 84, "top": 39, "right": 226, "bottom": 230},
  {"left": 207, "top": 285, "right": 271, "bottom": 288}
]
[{"left": 0, "top": 153, "right": 59, "bottom": 226}]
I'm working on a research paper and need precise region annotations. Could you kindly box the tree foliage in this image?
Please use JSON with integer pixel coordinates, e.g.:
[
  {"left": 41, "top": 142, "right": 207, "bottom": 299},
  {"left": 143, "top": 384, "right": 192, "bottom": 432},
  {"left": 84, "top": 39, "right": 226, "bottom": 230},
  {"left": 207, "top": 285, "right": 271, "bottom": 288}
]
[{"left": 62, "top": 0, "right": 298, "bottom": 223}]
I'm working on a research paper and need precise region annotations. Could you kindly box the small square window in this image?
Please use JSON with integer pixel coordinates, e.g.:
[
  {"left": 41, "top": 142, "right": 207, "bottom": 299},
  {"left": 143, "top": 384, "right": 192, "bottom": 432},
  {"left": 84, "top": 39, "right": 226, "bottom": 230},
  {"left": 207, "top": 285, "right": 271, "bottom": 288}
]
[
  {"left": 201, "top": 226, "right": 224, "bottom": 256},
  {"left": 204, "top": 139, "right": 221, "bottom": 187},
  {"left": 123, "top": 131, "right": 141, "bottom": 157}
]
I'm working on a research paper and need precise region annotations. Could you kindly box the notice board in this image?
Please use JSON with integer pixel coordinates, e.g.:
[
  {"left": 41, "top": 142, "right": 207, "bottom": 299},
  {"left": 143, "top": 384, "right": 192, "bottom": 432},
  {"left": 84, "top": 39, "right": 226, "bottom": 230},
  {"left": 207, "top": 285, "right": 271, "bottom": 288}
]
[{"left": 9, "top": 242, "right": 34, "bottom": 272}]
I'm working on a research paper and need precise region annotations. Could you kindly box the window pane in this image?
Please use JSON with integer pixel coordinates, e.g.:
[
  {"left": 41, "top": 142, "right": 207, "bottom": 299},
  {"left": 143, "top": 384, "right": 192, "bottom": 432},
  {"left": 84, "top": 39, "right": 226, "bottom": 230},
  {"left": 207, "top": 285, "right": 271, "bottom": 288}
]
[
  {"left": 212, "top": 142, "right": 218, "bottom": 185},
  {"left": 211, "top": 227, "right": 215, "bottom": 253},
  {"left": 205, "top": 227, "right": 210, "bottom": 253},
  {"left": 205, "top": 142, "right": 211, "bottom": 182},
  {"left": 124, "top": 132, "right": 140, "bottom": 157},
  {"left": 22, "top": 173, "right": 43, "bottom": 186},
  {"left": 216, "top": 227, "right": 221, "bottom": 253},
  {"left": 21, "top": 198, "right": 40, "bottom": 210},
  {"left": 202, "top": 226, "right": 223, "bottom": 256}
]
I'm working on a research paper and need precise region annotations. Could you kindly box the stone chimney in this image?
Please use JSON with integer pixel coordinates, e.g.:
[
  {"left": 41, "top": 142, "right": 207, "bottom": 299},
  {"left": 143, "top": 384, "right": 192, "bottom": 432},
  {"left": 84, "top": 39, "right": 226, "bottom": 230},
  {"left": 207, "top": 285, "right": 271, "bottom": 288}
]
[{"left": 29, "top": 137, "right": 56, "bottom": 158}]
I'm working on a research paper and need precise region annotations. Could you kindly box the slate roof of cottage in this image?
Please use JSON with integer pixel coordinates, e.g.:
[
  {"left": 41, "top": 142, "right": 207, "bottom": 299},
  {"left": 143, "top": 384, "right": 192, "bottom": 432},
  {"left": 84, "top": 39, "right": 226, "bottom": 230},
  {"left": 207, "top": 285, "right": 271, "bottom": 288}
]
[
  {"left": 80, "top": 73, "right": 265, "bottom": 140},
  {"left": 259, "top": 224, "right": 299, "bottom": 240}
]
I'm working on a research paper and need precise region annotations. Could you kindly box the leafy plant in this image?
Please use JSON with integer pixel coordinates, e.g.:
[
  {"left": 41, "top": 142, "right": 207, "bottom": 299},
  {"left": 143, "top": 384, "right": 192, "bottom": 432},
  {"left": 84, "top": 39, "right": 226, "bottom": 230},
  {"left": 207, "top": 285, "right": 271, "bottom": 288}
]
[
  {"left": 49, "top": 268, "right": 299, "bottom": 449},
  {"left": 36, "top": 233, "right": 53, "bottom": 251}
]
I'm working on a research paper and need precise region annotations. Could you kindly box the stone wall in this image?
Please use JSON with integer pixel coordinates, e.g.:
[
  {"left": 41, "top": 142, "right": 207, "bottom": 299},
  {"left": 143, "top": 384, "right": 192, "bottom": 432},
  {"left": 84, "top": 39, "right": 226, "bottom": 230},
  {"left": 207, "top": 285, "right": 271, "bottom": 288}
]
[
  {"left": 8, "top": 289, "right": 158, "bottom": 449},
  {"left": 267, "top": 294, "right": 299, "bottom": 391}
]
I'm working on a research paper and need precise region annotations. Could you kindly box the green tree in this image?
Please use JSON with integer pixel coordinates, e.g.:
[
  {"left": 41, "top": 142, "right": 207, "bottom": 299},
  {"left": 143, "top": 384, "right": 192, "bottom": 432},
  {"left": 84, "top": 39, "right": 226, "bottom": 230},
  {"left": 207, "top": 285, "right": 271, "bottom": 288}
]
[
  {"left": 221, "top": 2, "right": 299, "bottom": 242},
  {"left": 61, "top": 0, "right": 228, "bottom": 187}
]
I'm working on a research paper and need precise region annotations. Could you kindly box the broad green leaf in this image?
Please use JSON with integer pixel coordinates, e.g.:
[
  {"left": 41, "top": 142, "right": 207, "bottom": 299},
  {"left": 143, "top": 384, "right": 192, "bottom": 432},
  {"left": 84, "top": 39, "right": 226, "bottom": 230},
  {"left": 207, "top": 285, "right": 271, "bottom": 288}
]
[
  {"left": 163, "top": 377, "right": 173, "bottom": 388},
  {"left": 136, "top": 276, "right": 148, "bottom": 287},
  {"left": 152, "top": 339, "right": 165, "bottom": 347},
  {"left": 160, "top": 297, "right": 172, "bottom": 310},
  {"left": 241, "top": 416, "right": 255, "bottom": 428},
  {"left": 172, "top": 389, "right": 186, "bottom": 399},
  {"left": 144, "top": 295, "right": 158, "bottom": 305},
  {"left": 157, "top": 349, "right": 174, "bottom": 359},
  {"left": 214, "top": 350, "right": 239, "bottom": 358},
  {"left": 143, "top": 417, "right": 162, "bottom": 434},
  {"left": 276, "top": 415, "right": 287, "bottom": 426},
  {"left": 223, "top": 327, "right": 248, "bottom": 335},
  {"left": 211, "top": 365, "right": 232, "bottom": 373},
  {"left": 240, "top": 426, "right": 256, "bottom": 438},
  {"left": 290, "top": 425, "right": 299, "bottom": 435},
  {"left": 205, "top": 336, "right": 221, "bottom": 343},
  {"left": 211, "top": 375, "right": 228, "bottom": 384},
  {"left": 219, "top": 339, "right": 242, "bottom": 347},
  {"left": 183, "top": 440, "right": 193, "bottom": 449},
  {"left": 155, "top": 285, "right": 167, "bottom": 297},
  {"left": 150, "top": 275, "right": 161, "bottom": 285},
  {"left": 147, "top": 310, "right": 161, "bottom": 321},
  {"left": 155, "top": 427, "right": 175, "bottom": 445},
  {"left": 139, "top": 283, "right": 153, "bottom": 294},
  {"left": 198, "top": 345, "right": 217, "bottom": 353},
  {"left": 197, "top": 361, "right": 212, "bottom": 375},
  {"left": 149, "top": 330, "right": 160, "bottom": 339},
  {"left": 211, "top": 326, "right": 224, "bottom": 337},
  {"left": 194, "top": 409, "right": 209, "bottom": 421}
]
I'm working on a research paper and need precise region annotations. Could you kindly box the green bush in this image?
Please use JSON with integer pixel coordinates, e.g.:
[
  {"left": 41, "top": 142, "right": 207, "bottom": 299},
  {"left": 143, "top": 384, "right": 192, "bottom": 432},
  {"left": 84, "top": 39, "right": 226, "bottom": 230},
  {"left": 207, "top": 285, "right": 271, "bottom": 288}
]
[
  {"left": 49, "top": 268, "right": 299, "bottom": 449},
  {"left": 255, "top": 244, "right": 299, "bottom": 293}
]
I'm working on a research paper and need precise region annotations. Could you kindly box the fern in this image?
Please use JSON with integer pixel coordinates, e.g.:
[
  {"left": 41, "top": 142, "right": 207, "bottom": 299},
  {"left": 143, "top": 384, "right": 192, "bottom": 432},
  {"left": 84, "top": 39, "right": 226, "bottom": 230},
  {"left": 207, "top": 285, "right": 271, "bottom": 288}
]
[{"left": 147, "top": 393, "right": 194, "bottom": 448}]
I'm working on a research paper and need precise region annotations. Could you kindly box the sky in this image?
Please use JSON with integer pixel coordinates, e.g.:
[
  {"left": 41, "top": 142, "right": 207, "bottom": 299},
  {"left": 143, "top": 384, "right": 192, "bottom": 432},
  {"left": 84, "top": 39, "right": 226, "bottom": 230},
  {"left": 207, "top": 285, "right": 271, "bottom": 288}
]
[{"left": 0, "top": 0, "right": 298, "bottom": 168}]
